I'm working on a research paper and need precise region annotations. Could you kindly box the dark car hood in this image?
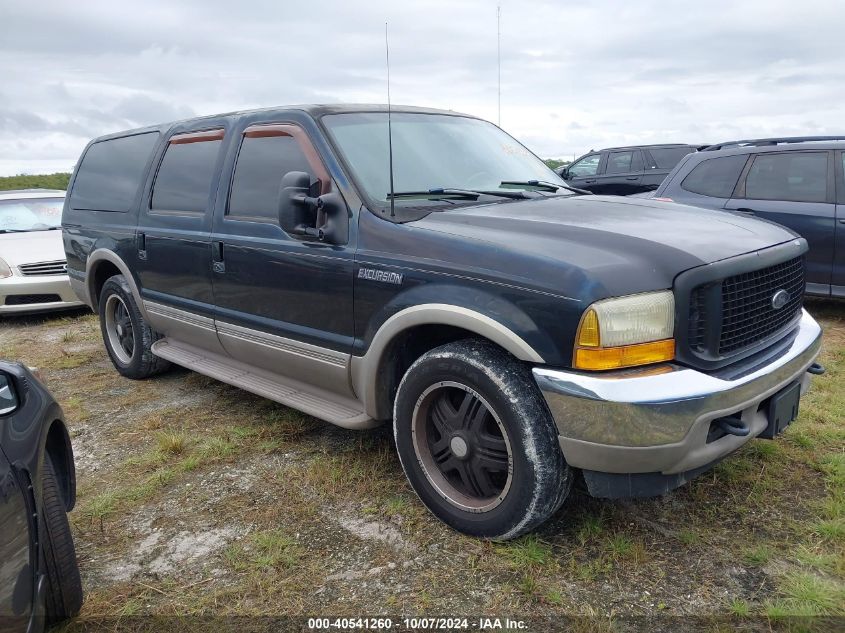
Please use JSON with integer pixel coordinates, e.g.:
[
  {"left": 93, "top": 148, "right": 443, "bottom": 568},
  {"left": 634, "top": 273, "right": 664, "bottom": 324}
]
[{"left": 410, "top": 195, "right": 800, "bottom": 300}]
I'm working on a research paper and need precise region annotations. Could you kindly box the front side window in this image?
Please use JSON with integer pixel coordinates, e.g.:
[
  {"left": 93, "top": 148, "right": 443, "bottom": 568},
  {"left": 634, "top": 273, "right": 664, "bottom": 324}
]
[
  {"left": 228, "top": 133, "right": 313, "bottom": 222},
  {"left": 681, "top": 154, "right": 747, "bottom": 198},
  {"left": 322, "top": 112, "right": 565, "bottom": 206},
  {"left": 70, "top": 132, "right": 159, "bottom": 212},
  {"left": 745, "top": 152, "right": 828, "bottom": 203},
  {"left": 568, "top": 154, "right": 601, "bottom": 177},
  {"left": 151, "top": 133, "right": 223, "bottom": 214},
  {"left": 0, "top": 198, "right": 64, "bottom": 233}
]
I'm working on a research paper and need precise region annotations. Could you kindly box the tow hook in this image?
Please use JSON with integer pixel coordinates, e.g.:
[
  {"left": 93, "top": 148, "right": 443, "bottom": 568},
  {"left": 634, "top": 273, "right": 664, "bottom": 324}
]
[
  {"left": 714, "top": 415, "right": 750, "bottom": 437},
  {"left": 807, "top": 362, "right": 825, "bottom": 376}
]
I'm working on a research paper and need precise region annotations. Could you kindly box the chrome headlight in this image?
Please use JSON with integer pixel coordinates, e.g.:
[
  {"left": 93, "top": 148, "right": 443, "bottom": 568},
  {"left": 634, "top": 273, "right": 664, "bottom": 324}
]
[
  {"left": 0, "top": 257, "right": 12, "bottom": 279},
  {"left": 574, "top": 290, "right": 675, "bottom": 370}
]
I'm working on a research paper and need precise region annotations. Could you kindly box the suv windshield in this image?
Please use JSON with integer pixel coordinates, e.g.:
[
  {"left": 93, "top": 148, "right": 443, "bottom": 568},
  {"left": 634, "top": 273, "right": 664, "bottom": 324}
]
[
  {"left": 0, "top": 198, "right": 64, "bottom": 233},
  {"left": 322, "top": 112, "right": 566, "bottom": 206}
]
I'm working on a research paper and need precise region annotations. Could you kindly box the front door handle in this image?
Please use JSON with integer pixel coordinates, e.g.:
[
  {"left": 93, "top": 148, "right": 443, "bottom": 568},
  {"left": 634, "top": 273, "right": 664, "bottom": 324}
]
[
  {"left": 137, "top": 233, "right": 147, "bottom": 261},
  {"left": 625, "top": 176, "right": 639, "bottom": 181},
  {"left": 736, "top": 208, "right": 756, "bottom": 215},
  {"left": 584, "top": 179, "right": 597, "bottom": 184},
  {"left": 212, "top": 241, "right": 225, "bottom": 273}
]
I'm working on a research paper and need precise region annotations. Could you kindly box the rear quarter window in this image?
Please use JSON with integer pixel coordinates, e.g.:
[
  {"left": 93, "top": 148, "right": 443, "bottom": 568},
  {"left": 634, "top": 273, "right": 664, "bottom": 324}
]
[
  {"left": 648, "top": 147, "right": 695, "bottom": 169},
  {"left": 69, "top": 132, "right": 160, "bottom": 212},
  {"left": 680, "top": 154, "right": 747, "bottom": 198}
]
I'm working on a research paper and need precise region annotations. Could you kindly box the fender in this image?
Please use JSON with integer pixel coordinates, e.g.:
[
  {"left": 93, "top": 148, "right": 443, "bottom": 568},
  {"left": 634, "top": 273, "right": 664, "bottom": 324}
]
[
  {"left": 85, "top": 249, "right": 148, "bottom": 319},
  {"left": 350, "top": 303, "right": 546, "bottom": 420}
]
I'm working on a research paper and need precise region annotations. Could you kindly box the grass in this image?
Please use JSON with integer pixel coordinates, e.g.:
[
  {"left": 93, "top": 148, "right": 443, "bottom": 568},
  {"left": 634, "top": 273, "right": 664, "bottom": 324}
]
[
  {"left": 499, "top": 535, "right": 553, "bottom": 569},
  {"left": 744, "top": 544, "right": 774, "bottom": 566},
  {"left": 766, "top": 572, "right": 845, "bottom": 616}
]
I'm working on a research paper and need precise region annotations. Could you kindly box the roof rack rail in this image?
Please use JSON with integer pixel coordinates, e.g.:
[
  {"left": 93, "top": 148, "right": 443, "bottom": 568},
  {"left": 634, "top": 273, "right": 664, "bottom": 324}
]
[
  {"left": 601, "top": 143, "right": 692, "bottom": 151},
  {"left": 703, "top": 136, "right": 845, "bottom": 151}
]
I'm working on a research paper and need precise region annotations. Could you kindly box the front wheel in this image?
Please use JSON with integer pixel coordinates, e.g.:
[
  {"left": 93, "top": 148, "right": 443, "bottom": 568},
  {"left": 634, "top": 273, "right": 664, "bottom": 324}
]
[
  {"left": 98, "top": 275, "right": 170, "bottom": 379},
  {"left": 393, "top": 339, "right": 572, "bottom": 540}
]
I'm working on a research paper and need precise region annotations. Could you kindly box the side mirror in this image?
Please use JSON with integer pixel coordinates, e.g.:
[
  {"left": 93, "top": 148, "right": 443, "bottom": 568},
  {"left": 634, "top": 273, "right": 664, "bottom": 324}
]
[
  {"left": 559, "top": 168, "right": 570, "bottom": 180},
  {"left": 0, "top": 373, "right": 18, "bottom": 415},
  {"left": 278, "top": 171, "right": 349, "bottom": 246}
]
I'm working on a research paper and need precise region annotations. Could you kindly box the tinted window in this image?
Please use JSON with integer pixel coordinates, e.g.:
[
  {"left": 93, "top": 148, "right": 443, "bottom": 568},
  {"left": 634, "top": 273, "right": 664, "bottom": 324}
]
[
  {"left": 228, "top": 135, "right": 312, "bottom": 222},
  {"left": 745, "top": 152, "right": 828, "bottom": 203},
  {"left": 151, "top": 139, "right": 222, "bottom": 214},
  {"left": 681, "top": 154, "right": 747, "bottom": 198},
  {"left": 568, "top": 154, "right": 601, "bottom": 177},
  {"left": 606, "top": 151, "right": 635, "bottom": 175},
  {"left": 649, "top": 147, "right": 694, "bottom": 169},
  {"left": 70, "top": 132, "right": 159, "bottom": 212}
]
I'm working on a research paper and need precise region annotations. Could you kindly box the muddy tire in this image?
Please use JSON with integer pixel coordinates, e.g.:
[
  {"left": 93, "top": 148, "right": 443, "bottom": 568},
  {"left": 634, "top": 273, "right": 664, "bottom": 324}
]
[
  {"left": 393, "top": 339, "right": 572, "bottom": 540},
  {"left": 40, "top": 454, "right": 83, "bottom": 624},
  {"left": 98, "top": 274, "right": 170, "bottom": 379}
]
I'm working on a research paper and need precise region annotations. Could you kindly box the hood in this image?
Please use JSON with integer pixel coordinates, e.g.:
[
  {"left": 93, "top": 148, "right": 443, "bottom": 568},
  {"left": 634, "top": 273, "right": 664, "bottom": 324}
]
[
  {"left": 0, "top": 230, "right": 66, "bottom": 267},
  {"left": 411, "top": 195, "right": 800, "bottom": 300}
]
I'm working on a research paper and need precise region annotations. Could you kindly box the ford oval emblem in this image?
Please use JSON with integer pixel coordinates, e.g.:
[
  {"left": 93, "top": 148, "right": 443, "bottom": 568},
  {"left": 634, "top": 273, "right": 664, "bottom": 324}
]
[{"left": 771, "top": 289, "right": 790, "bottom": 310}]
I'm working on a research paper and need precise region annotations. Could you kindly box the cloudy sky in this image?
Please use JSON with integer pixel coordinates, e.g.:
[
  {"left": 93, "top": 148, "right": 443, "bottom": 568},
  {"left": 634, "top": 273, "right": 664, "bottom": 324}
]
[{"left": 1, "top": 0, "right": 843, "bottom": 175}]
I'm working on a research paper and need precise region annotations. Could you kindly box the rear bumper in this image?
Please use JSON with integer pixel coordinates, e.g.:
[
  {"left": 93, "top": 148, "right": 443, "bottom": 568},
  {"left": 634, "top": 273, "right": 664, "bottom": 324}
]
[
  {"left": 0, "top": 274, "right": 84, "bottom": 315},
  {"left": 532, "top": 309, "right": 822, "bottom": 485}
]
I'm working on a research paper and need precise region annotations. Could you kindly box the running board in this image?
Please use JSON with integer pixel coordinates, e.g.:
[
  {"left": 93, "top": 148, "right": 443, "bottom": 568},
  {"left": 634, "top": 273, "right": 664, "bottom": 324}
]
[{"left": 151, "top": 339, "right": 379, "bottom": 430}]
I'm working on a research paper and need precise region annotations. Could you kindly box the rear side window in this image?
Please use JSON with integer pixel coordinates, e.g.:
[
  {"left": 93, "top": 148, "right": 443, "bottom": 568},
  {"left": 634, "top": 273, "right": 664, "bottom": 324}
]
[
  {"left": 680, "top": 154, "right": 747, "bottom": 198},
  {"left": 605, "top": 150, "right": 642, "bottom": 175},
  {"left": 745, "top": 152, "right": 828, "bottom": 203},
  {"left": 228, "top": 133, "right": 313, "bottom": 222},
  {"left": 70, "top": 132, "right": 159, "bottom": 212},
  {"left": 648, "top": 147, "right": 694, "bottom": 169},
  {"left": 606, "top": 151, "right": 632, "bottom": 174},
  {"left": 151, "top": 131, "right": 224, "bottom": 214}
]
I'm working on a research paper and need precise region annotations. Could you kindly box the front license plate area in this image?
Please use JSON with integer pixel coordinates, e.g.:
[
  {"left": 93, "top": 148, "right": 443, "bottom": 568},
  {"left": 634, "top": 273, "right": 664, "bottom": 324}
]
[{"left": 760, "top": 381, "right": 801, "bottom": 440}]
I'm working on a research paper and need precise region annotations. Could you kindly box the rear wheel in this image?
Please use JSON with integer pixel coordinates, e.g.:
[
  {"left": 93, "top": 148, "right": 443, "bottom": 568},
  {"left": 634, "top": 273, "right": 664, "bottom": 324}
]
[
  {"left": 40, "top": 454, "right": 83, "bottom": 624},
  {"left": 393, "top": 339, "right": 571, "bottom": 540},
  {"left": 98, "top": 275, "right": 170, "bottom": 379}
]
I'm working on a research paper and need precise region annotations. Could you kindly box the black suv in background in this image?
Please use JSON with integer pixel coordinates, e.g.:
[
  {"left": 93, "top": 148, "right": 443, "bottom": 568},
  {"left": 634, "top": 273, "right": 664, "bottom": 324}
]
[
  {"left": 652, "top": 137, "right": 845, "bottom": 298},
  {"left": 558, "top": 144, "right": 702, "bottom": 195}
]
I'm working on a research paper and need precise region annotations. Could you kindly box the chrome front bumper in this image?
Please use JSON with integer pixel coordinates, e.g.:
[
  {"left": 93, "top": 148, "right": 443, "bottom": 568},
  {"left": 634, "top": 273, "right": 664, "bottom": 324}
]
[
  {"left": 533, "top": 309, "right": 822, "bottom": 476},
  {"left": 0, "top": 273, "right": 84, "bottom": 315}
]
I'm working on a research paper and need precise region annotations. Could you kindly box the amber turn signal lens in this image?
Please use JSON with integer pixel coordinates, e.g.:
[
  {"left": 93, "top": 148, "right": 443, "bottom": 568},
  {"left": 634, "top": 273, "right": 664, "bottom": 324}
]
[
  {"left": 577, "top": 309, "right": 600, "bottom": 347},
  {"left": 574, "top": 339, "right": 675, "bottom": 371}
]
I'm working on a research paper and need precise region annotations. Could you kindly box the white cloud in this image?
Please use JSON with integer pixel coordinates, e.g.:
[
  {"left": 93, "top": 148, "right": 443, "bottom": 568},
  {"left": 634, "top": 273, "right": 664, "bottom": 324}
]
[{"left": 0, "top": 0, "right": 843, "bottom": 174}]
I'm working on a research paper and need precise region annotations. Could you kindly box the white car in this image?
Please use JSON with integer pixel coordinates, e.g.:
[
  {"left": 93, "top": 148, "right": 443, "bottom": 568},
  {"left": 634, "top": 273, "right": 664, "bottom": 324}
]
[{"left": 0, "top": 189, "right": 84, "bottom": 315}]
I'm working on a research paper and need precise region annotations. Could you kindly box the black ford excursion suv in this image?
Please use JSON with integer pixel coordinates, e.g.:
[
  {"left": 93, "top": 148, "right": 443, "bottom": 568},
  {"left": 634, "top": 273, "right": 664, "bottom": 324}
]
[{"left": 63, "top": 105, "right": 822, "bottom": 539}]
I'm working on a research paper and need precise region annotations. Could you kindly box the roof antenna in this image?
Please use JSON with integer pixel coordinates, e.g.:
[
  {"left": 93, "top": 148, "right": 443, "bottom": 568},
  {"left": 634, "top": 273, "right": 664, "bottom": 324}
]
[
  {"left": 497, "top": 4, "right": 501, "bottom": 126},
  {"left": 385, "top": 21, "right": 396, "bottom": 218}
]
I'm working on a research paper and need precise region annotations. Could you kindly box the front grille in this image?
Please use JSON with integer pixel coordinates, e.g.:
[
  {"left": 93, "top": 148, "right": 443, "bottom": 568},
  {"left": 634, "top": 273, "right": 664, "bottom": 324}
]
[
  {"left": 688, "top": 256, "right": 805, "bottom": 358},
  {"left": 18, "top": 260, "right": 67, "bottom": 276},
  {"left": 4, "top": 294, "right": 62, "bottom": 306}
]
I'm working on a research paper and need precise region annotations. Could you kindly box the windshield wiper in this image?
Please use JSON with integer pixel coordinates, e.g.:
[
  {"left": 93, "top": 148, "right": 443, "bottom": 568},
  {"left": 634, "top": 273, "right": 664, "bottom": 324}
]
[
  {"left": 0, "top": 229, "right": 32, "bottom": 234},
  {"left": 500, "top": 180, "right": 592, "bottom": 195},
  {"left": 388, "top": 188, "right": 481, "bottom": 201},
  {"left": 388, "top": 187, "right": 533, "bottom": 202}
]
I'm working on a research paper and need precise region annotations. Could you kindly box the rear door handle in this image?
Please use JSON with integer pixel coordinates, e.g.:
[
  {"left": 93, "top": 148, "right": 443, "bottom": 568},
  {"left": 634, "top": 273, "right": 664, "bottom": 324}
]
[
  {"left": 625, "top": 176, "right": 639, "bottom": 181},
  {"left": 212, "top": 241, "right": 225, "bottom": 273},
  {"left": 736, "top": 208, "right": 756, "bottom": 215}
]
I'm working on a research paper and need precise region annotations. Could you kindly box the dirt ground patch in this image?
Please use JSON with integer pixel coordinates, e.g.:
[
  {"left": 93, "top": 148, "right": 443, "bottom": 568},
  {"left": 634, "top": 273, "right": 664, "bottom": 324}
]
[{"left": 1, "top": 301, "right": 843, "bottom": 629}]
